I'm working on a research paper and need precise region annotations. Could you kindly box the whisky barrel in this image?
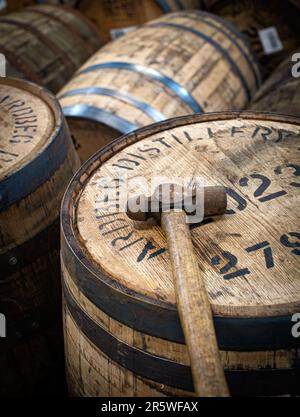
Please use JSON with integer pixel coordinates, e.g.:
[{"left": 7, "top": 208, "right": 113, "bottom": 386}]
[
  {"left": 0, "top": 78, "right": 80, "bottom": 396},
  {"left": 202, "top": 0, "right": 300, "bottom": 79},
  {"left": 0, "top": 4, "right": 102, "bottom": 93},
  {"left": 59, "top": 10, "right": 261, "bottom": 162},
  {"left": 61, "top": 112, "right": 300, "bottom": 397},
  {"left": 77, "top": 0, "right": 202, "bottom": 42},
  {"left": 1, "top": 0, "right": 33, "bottom": 14},
  {"left": 250, "top": 50, "right": 300, "bottom": 116}
]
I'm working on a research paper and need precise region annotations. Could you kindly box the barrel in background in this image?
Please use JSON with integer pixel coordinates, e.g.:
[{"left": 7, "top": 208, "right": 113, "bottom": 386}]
[
  {"left": 0, "top": 4, "right": 102, "bottom": 92},
  {"left": 0, "top": 78, "right": 80, "bottom": 396},
  {"left": 61, "top": 112, "right": 300, "bottom": 397},
  {"left": 202, "top": 0, "right": 300, "bottom": 79},
  {"left": 1, "top": 0, "right": 33, "bottom": 14},
  {"left": 59, "top": 11, "right": 261, "bottom": 162},
  {"left": 250, "top": 50, "right": 300, "bottom": 116},
  {"left": 76, "top": 0, "right": 202, "bottom": 42}
]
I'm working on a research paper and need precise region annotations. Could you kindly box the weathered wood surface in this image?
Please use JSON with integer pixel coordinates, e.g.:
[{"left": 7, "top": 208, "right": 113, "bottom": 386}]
[
  {"left": 202, "top": 0, "right": 300, "bottom": 79},
  {"left": 77, "top": 0, "right": 202, "bottom": 42},
  {"left": 0, "top": 4, "right": 102, "bottom": 93},
  {"left": 250, "top": 50, "right": 300, "bottom": 116},
  {"left": 59, "top": 10, "right": 261, "bottom": 162},
  {"left": 0, "top": 78, "right": 80, "bottom": 396},
  {"left": 61, "top": 111, "right": 300, "bottom": 397}
]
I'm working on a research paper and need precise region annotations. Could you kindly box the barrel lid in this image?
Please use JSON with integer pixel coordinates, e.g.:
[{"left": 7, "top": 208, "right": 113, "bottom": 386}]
[
  {"left": 64, "top": 112, "right": 300, "bottom": 320},
  {"left": 0, "top": 78, "right": 69, "bottom": 211},
  {"left": 0, "top": 78, "right": 55, "bottom": 182}
]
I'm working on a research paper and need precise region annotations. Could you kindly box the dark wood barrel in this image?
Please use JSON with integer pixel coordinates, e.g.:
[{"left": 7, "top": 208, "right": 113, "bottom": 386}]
[
  {"left": 0, "top": 0, "right": 34, "bottom": 14},
  {"left": 59, "top": 10, "right": 261, "bottom": 162},
  {"left": 250, "top": 50, "right": 300, "bottom": 116},
  {"left": 61, "top": 111, "right": 300, "bottom": 397},
  {"left": 0, "top": 78, "right": 80, "bottom": 396},
  {"left": 0, "top": 4, "right": 102, "bottom": 93},
  {"left": 76, "top": 0, "right": 202, "bottom": 42},
  {"left": 202, "top": 0, "right": 300, "bottom": 79}
]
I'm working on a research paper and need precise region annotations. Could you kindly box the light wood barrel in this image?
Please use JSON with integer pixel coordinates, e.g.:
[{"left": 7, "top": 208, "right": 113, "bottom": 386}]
[
  {"left": 202, "top": 0, "right": 300, "bottom": 79},
  {"left": 250, "top": 50, "right": 300, "bottom": 116},
  {"left": 59, "top": 10, "right": 261, "bottom": 162},
  {"left": 77, "top": 0, "right": 202, "bottom": 42},
  {"left": 0, "top": 78, "right": 80, "bottom": 396},
  {"left": 61, "top": 112, "right": 300, "bottom": 397},
  {"left": 0, "top": 4, "right": 102, "bottom": 93}
]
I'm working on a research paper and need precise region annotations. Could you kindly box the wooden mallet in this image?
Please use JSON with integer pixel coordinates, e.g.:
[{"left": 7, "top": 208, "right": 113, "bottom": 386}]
[{"left": 126, "top": 183, "right": 230, "bottom": 397}]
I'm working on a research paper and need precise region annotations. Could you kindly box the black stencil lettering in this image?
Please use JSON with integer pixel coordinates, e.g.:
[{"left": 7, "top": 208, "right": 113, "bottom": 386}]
[
  {"left": 225, "top": 187, "right": 247, "bottom": 214},
  {"left": 239, "top": 174, "right": 287, "bottom": 202},
  {"left": 101, "top": 225, "right": 129, "bottom": 236},
  {"left": 246, "top": 241, "right": 274, "bottom": 269},
  {"left": 183, "top": 131, "right": 193, "bottom": 142},
  {"left": 211, "top": 251, "right": 250, "bottom": 280},
  {"left": 126, "top": 152, "right": 146, "bottom": 161},
  {"left": 111, "top": 231, "right": 143, "bottom": 251},
  {"left": 137, "top": 145, "right": 160, "bottom": 156},
  {"left": 275, "top": 164, "right": 300, "bottom": 188},
  {"left": 207, "top": 127, "right": 216, "bottom": 138},
  {"left": 252, "top": 126, "right": 272, "bottom": 141},
  {"left": 0, "top": 149, "right": 18, "bottom": 157},
  {"left": 152, "top": 137, "right": 171, "bottom": 148},
  {"left": 112, "top": 158, "right": 140, "bottom": 170},
  {"left": 137, "top": 241, "right": 166, "bottom": 262},
  {"left": 275, "top": 129, "right": 294, "bottom": 143},
  {"left": 98, "top": 219, "right": 127, "bottom": 231},
  {"left": 231, "top": 126, "right": 245, "bottom": 137},
  {"left": 171, "top": 134, "right": 182, "bottom": 144},
  {"left": 95, "top": 211, "right": 119, "bottom": 220},
  {"left": 280, "top": 232, "right": 300, "bottom": 256}
]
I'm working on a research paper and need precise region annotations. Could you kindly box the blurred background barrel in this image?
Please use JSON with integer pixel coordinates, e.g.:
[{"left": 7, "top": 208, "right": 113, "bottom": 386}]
[
  {"left": 61, "top": 112, "right": 300, "bottom": 397},
  {"left": 59, "top": 11, "right": 261, "bottom": 161},
  {"left": 0, "top": 4, "right": 102, "bottom": 92},
  {"left": 0, "top": 0, "right": 33, "bottom": 14},
  {"left": 250, "top": 50, "right": 300, "bottom": 116},
  {"left": 76, "top": 0, "right": 202, "bottom": 42},
  {"left": 202, "top": 0, "right": 300, "bottom": 79},
  {"left": 0, "top": 77, "right": 80, "bottom": 396}
]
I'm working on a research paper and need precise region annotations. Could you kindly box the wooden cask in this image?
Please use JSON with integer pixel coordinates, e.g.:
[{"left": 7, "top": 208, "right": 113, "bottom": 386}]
[
  {"left": 61, "top": 112, "right": 300, "bottom": 397},
  {"left": 77, "top": 0, "right": 202, "bottom": 42},
  {"left": 0, "top": 78, "right": 80, "bottom": 396},
  {"left": 202, "top": 0, "right": 300, "bottom": 79},
  {"left": 59, "top": 10, "right": 261, "bottom": 162},
  {"left": 250, "top": 50, "right": 300, "bottom": 116},
  {"left": 1, "top": 0, "right": 33, "bottom": 14},
  {"left": 0, "top": 4, "right": 102, "bottom": 93}
]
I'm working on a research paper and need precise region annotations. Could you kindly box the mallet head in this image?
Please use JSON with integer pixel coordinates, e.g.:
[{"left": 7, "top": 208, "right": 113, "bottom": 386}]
[{"left": 126, "top": 183, "right": 227, "bottom": 222}]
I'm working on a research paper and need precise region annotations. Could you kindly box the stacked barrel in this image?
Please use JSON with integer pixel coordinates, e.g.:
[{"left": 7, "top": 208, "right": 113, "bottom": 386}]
[
  {"left": 0, "top": 4, "right": 102, "bottom": 92},
  {"left": 59, "top": 11, "right": 261, "bottom": 161},
  {"left": 0, "top": 77, "right": 80, "bottom": 396},
  {"left": 202, "top": 0, "right": 300, "bottom": 79},
  {"left": 0, "top": 0, "right": 299, "bottom": 399}
]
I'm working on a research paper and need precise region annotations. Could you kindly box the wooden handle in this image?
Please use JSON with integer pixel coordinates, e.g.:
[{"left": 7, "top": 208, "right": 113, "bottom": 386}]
[{"left": 161, "top": 210, "right": 230, "bottom": 397}]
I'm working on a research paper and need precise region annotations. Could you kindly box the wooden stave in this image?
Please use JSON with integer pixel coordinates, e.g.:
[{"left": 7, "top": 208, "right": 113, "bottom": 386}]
[
  {"left": 0, "top": 5, "right": 102, "bottom": 93},
  {"left": 250, "top": 50, "right": 300, "bottom": 116},
  {"left": 202, "top": 0, "right": 300, "bottom": 79},
  {"left": 61, "top": 111, "right": 300, "bottom": 397},
  {"left": 0, "top": 78, "right": 80, "bottom": 396},
  {"left": 63, "top": 289, "right": 300, "bottom": 397},
  {"left": 59, "top": 11, "right": 261, "bottom": 162},
  {"left": 77, "top": 0, "right": 202, "bottom": 42}
]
